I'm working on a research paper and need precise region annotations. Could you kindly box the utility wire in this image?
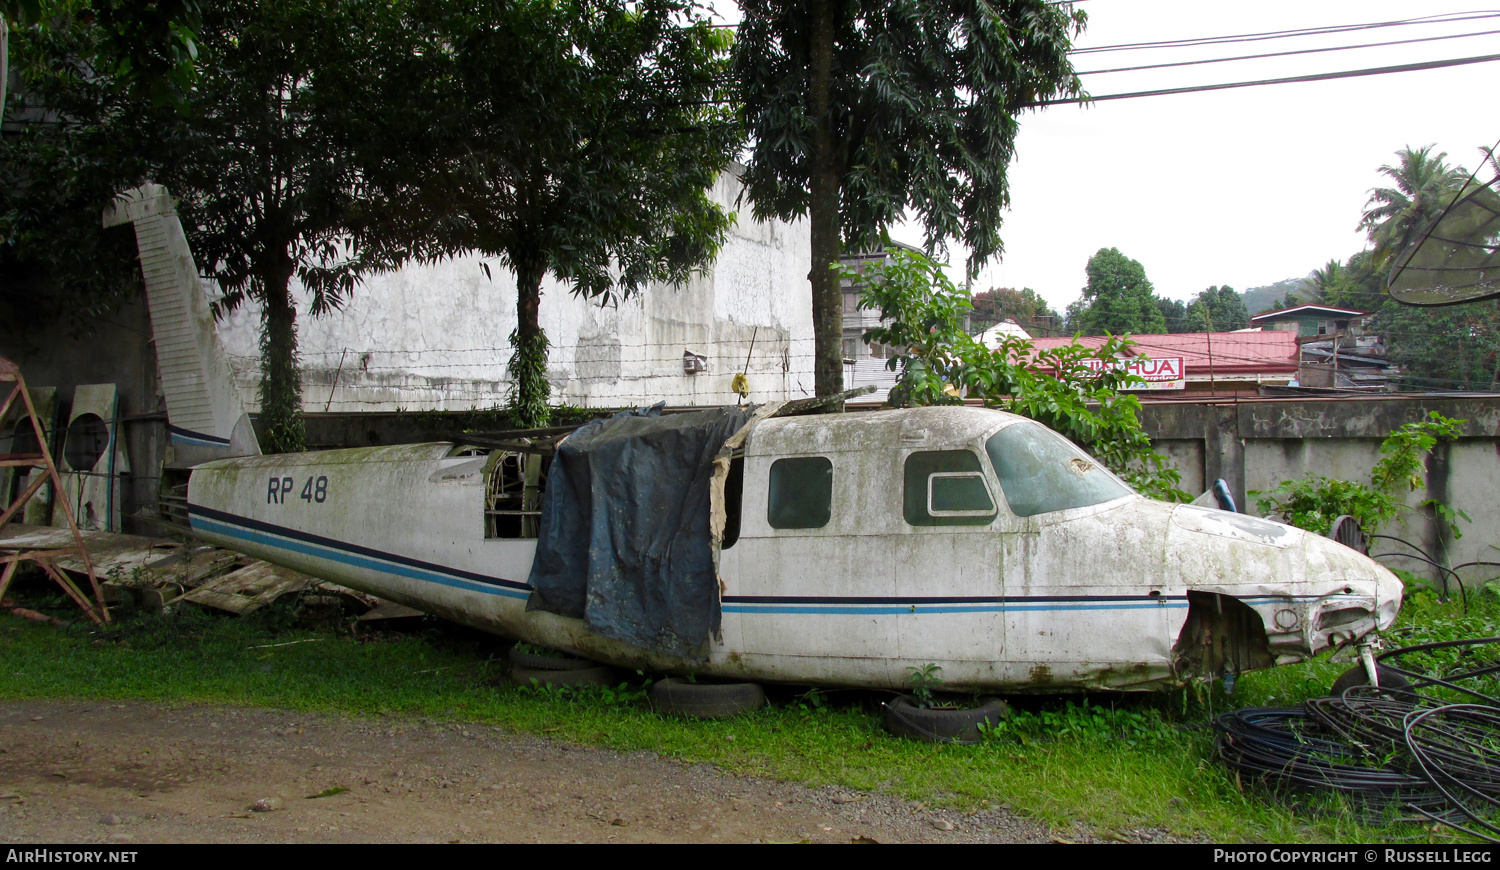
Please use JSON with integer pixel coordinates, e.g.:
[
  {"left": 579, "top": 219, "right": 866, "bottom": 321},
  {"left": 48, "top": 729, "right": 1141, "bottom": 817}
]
[
  {"left": 693, "top": 44, "right": 1500, "bottom": 109},
  {"left": 1025, "top": 52, "right": 1500, "bottom": 106},
  {"left": 1071, "top": 10, "right": 1500, "bottom": 55},
  {"left": 715, "top": 8, "right": 1493, "bottom": 43},
  {"left": 684, "top": 11, "right": 1500, "bottom": 105},
  {"left": 1076, "top": 27, "right": 1500, "bottom": 75}
]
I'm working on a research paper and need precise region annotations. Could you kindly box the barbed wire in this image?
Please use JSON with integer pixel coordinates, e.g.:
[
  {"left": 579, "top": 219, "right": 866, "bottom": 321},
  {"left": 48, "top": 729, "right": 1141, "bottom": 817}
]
[{"left": 219, "top": 335, "right": 1309, "bottom": 371}]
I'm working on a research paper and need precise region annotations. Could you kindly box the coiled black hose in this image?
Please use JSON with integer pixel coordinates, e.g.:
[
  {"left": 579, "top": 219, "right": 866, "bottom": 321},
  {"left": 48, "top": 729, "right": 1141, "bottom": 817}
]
[{"left": 1214, "top": 639, "right": 1500, "bottom": 840}]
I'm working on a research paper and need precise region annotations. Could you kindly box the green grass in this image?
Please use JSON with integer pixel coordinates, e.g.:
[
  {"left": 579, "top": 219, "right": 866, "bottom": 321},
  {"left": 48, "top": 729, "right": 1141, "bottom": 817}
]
[{"left": 2, "top": 577, "right": 1496, "bottom": 844}]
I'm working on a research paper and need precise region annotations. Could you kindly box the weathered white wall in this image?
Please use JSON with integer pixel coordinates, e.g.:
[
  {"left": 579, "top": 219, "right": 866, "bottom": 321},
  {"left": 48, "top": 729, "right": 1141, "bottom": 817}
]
[{"left": 216, "top": 168, "right": 815, "bottom": 412}]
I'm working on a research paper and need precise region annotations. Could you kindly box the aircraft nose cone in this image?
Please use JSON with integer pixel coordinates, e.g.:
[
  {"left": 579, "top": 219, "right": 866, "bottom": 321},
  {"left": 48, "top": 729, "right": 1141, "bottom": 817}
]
[
  {"left": 1303, "top": 532, "right": 1404, "bottom": 636},
  {"left": 1373, "top": 561, "right": 1404, "bottom": 630}
]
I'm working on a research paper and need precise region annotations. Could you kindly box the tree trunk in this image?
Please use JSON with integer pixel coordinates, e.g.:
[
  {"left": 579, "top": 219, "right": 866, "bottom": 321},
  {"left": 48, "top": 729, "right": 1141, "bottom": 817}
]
[
  {"left": 257, "top": 251, "right": 305, "bottom": 454},
  {"left": 808, "top": 0, "right": 844, "bottom": 406},
  {"left": 509, "top": 254, "right": 551, "bottom": 429},
  {"left": 2, "top": 17, "right": 9, "bottom": 129}
]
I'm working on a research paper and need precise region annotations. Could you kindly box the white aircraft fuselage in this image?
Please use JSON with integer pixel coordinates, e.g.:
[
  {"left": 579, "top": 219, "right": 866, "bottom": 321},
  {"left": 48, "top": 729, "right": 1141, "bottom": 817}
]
[{"left": 186, "top": 406, "right": 1402, "bottom": 692}]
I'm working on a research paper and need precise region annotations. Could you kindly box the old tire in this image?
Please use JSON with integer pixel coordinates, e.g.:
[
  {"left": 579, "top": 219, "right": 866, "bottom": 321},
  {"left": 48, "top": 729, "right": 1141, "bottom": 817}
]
[
  {"left": 649, "top": 678, "right": 766, "bottom": 719},
  {"left": 884, "top": 695, "right": 1010, "bottom": 744},
  {"left": 511, "top": 664, "right": 615, "bottom": 688},
  {"left": 1330, "top": 664, "right": 1415, "bottom": 701},
  {"left": 508, "top": 645, "right": 598, "bottom": 671}
]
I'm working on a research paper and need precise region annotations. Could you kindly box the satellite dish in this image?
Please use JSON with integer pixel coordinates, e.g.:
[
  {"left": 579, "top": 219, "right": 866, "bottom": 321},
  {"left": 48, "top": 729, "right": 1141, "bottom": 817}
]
[{"left": 1387, "top": 154, "right": 1500, "bottom": 306}]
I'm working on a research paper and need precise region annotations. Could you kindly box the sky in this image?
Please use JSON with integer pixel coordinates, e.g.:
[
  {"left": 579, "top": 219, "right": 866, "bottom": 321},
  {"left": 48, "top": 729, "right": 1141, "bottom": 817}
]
[{"left": 869, "top": 0, "right": 1500, "bottom": 310}]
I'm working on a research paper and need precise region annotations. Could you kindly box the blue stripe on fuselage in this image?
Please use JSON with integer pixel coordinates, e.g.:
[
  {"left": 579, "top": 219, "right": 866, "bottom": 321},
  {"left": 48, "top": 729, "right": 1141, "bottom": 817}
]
[
  {"left": 187, "top": 505, "right": 1359, "bottom": 617},
  {"left": 169, "top": 424, "right": 232, "bottom": 447},
  {"left": 188, "top": 504, "right": 531, "bottom": 600}
]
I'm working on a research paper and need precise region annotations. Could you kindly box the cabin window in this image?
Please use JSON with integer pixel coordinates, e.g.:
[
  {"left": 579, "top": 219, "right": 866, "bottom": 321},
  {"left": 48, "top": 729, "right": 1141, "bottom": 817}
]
[
  {"left": 485, "top": 451, "right": 546, "bottom": 539},
  {"left": 903, "top": 450, "right": 996, "bottom": 526},
  {"left": 985, "top": 422, "right": 1131, "bottom": 517},
  {"left": 767, "top": 456, "right": 832, "bottom": 529}
]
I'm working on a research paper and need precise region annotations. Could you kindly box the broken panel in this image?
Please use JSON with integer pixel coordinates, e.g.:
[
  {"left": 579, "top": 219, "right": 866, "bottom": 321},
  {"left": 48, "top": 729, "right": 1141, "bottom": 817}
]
[
  {"left": 1172, "top": 591, "right": 1276, "bottom": 681},
  {"left": 484, "top": 451, "right": 545, "bottom": 539}
]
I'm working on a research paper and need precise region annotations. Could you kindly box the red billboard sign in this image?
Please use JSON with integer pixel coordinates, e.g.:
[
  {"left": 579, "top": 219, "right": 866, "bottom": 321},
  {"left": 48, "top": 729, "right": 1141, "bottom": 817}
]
[{"left": 1080, "top": 357, "right": 1185, "bottom": 390}]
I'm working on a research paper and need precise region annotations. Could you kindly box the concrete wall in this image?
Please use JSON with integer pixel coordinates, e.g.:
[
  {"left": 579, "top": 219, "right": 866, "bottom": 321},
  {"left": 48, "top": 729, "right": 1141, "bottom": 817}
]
[
  {"left": 1142, "top": 395, "right": 1500, "bottom": 587},
  {"left": 214, "top": 169, "right": 815, "bottom": 413}
]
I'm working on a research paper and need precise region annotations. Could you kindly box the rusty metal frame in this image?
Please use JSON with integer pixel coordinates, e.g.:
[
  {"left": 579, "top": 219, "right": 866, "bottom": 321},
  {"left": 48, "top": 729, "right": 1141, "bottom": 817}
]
[{"left": 0, "top": 357, "right": 109, "bottom": 624}]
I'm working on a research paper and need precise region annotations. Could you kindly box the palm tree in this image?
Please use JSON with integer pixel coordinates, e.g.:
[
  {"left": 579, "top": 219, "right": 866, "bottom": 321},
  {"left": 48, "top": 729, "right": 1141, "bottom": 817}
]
[
  {"left": 1360, "top": 145, "right": 1470, "bottom": 264},
  {"left": 1294, "top": 259, "right": 1340, "bottom": 305}
]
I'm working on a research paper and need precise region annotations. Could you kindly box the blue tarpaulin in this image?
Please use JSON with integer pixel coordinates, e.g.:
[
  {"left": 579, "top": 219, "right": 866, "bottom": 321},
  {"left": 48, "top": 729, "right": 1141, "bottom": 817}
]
[{"left": 526, "top": 404, "right": 753, "bottom": 658}]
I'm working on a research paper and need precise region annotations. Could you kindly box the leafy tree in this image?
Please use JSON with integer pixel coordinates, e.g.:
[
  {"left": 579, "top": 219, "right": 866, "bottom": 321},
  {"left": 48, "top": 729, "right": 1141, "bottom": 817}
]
[
  {"left": 150, "top": 0, "right": 436, "bottom": 453},
  {"left": 367, "top": 0, "right": 738, "bottom": 428},
  {"left": 0, "top": 8, "right": 150, "bottom": 337},
  {"left": 733, "top": 0, "right": 1084, "bottom": 401},
  {"left": 2, "top": 1, "right": 201, "bottom": 113},
  {"left": 1184, "top": 285, "right": 1249, "bottom": 332},
  {"left": 1273, "top": 253, "right": 1384, "bottom": 313},
  {"left": 1, "top": 2, "right": 201, "bottom": 336},
  {"left": 1295, "top": 259, "right": 1339, "bottom": 305},
  {"left": 1318, "top": 148, "right": 1500, "bottom": 392},
  {"left": 1062, "top": 296, "right": 1087, "bottom": 333},
  {"left": 1360, "top": 145, "right": 1470, "bottom": 264},
  {"left": 1384, "top": 145, "right": 1500, "bottom": 308},
  {"left": 1072, "top": 247, "right": 1164, "bottom": 336},
  {"left": 854, "top": 248, "right": 1188, "bottom": 501},
  {"left": 5, "top": 1, "right": 442, "bottom": 452},
  {"left": 1367, "top": 299, "right": 1500, "bottom": 391},
  {"left": 1156, "top": 296, "right": 1190, "bottom": 334},
  {"left": 1318, "top": 250, "right": 1385, "bottom": 312},
  {"left": 970, "top": 286, "right": 1058, "bottom": 336},
  {"left": 1215, "top": 285, "right": 1250, "bottom": 330}
]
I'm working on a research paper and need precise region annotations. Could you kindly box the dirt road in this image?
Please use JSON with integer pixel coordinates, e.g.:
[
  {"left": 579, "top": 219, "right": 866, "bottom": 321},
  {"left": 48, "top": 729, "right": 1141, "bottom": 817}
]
[{"left": 0, "top": 700, "right": 1109, "bottom": 844}]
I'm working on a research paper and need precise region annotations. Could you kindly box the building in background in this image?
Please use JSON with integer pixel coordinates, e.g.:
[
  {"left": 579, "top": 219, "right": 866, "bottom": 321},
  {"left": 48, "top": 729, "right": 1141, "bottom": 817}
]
[
  {"left": 1027, "top": 332, "right": 1300, "bottom": 398},
  {"left": 1250, "top": 304, "right": 1366, "bottom": 338},
  {"left": 1249, "top": 305, "right": 1393, "bottom": 391}
]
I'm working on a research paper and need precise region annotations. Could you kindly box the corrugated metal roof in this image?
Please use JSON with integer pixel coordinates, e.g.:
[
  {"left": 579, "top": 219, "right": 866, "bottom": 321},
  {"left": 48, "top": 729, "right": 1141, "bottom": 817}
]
[
  {"left": 844, "top": 358, "right": 898, "bottom": 403},
  {"left": 1029, "top": 331, "right": 1300, "bottom": 375},
  {"left": 1250, "top": 304, "right": 1366, "bottom": 321}
]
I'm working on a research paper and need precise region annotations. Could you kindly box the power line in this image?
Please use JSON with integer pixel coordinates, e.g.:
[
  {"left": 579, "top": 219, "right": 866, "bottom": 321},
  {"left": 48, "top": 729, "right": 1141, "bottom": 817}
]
[
  {"left": 678, "top": 11, "right": 1500, "bottom": 109},
  {"left": 712, "top": 7, "right": 1493, "bottom": 44},
  {"left": 1025, "top": 52, "right": 1500, "bottom": 106},
  {"left": 1076, "top": 27, "right": 1500, "bottom": 76},
  {"left": 696, "top": 46, "right": 1500, "bottom": 110},
  {"left": 1070, "top": 10, "right": 1500, "bottom": 55}
]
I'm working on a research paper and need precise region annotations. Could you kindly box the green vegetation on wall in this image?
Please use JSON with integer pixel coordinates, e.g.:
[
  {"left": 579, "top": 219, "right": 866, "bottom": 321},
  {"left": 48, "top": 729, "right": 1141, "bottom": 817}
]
[
  {"left": 853, "top": 249, "right": 1188, "bottom": 502},
  {"left": 1254, "top": 411, "right": 1468, "bottom": 538}
]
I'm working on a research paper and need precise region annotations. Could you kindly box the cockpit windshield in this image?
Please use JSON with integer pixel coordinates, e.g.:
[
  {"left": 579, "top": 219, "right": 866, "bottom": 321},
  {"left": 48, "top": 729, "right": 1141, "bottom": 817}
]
[{"left": 985, "top": 422, "right": 1133, "bottom": 517}]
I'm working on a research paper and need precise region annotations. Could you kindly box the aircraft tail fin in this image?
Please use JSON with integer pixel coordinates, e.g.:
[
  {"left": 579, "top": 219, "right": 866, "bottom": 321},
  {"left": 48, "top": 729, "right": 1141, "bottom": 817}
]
[{"left": 104, "top": 184, "right": 261, "bottom": 463}]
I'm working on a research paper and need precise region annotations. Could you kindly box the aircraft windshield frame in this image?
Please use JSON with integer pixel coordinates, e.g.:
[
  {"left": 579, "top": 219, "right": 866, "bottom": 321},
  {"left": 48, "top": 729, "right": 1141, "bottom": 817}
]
[{"left": 984, "top": 421, "right": 1134, "bottom": 518}]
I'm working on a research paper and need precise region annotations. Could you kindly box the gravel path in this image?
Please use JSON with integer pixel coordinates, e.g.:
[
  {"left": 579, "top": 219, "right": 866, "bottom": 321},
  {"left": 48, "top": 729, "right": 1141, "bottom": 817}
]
[{"left": 0, "top": 700, "right": 1108, "bottom": 844}]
